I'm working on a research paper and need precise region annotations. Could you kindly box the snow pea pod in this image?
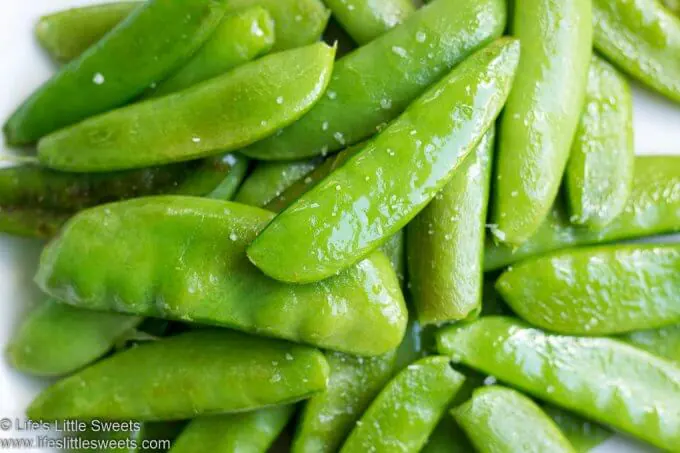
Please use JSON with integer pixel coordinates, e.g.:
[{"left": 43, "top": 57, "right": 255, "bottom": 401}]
[
  {"left": 38, "top": 43, "right": 336, "bottom": 172},
  {"left": 485, "top": 155, "right": 680, "bottom": 271},
  {"left": 453, "top": 386, "right": 576, "bottom": 453},
  {"left": 407, "top": 128, "right": 494, "bottom": 325},
  {"left": 325, "top": 0, "right": 416, "bottom": 44},
  {"left": 496, "top": 244, "right": 680, "bottom": 335},
  {"left": 543, "top": 406, "right": 612, "bottom": 453},
  {"left": 436, "top": 317, "right": 680, "bottom": 451},
  {"left": 35, "top": 196, "right": 407, "bottom": 356},
  {"left": 240, "top": 0, "right": 507, "bottom": 160},
  {"left": 69, "top": 421, "right": 182, "bottom": 453},
  {"left": 29, "top": 330, "right": 328, "bottom": 421},
  {"left": 622, "top": 325, "right": 680, "bottom": 364},
  {"left": 493, "top": 0, "right": 592, "bottom": 245},
  {"left": 248, "top": 38, "right": 519, "bottom": 283},
  {"left": 204, "top": 155, "right": 250, "bottom": 201},
  {"left": 4, "top": 0, "right": 228, "bottom": 145},
  {"left": 235, "top": 159, "right": 321, "bottom": 207}
]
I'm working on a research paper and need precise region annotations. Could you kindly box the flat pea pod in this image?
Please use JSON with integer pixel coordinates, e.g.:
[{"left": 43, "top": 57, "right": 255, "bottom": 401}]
[
  {"left": 240, "top": 0, "right": 507, "bottom": 160},
  {"left": 436, "top": 316, "right": 680, "bottom": 451},
  {"left": 593, "top": 0, "right": 680, "bottom": 103},
  {"left": 248, "top": 38, "right": 519, "bottom": 283},
  {"left": 339, "top": 356, "right": 465, "bottom": 453},
  {"left": 496, "top": 244, "right": 680, "bottom": 335},
  {"left": 621, "top": 325, "right": 680, "bottom": 364},
  {"left": 543, "top": 405, "right": 612, "bottom": 453},
  {"left": 170, "top": 406, "right": 294, "bottom": 453},
  {"left": 484, "top": 155, "right": 680, "bottom": 271},
  {"left": 35, "top": 196, "right": 407, "bottom": 356},
  {"left": 324, "top": 0, "right": 416, "bottom": 44},
  {"left": 4, "top": 0, "right": 228, "bottom": 145},
  {"left": 234, "top": 159, "right": 321, "bottom": 207},
  {"left": 565, "top": 56, "right": 634, "bottom": 228},
  {"left": 6, "top": 299, "right": 142, "bottom": 376},
  {"left": 28, "top": 329, "right": 329, "bottom": 421},
  {"left": 492, "top": 0, "right": 592, "bottom": 245},
  {"left": 38, "top": 43, "right": 336, "bottom": 172},
  {"left": 453, "top": 386, "right": 576, "bottom": 453},
  {"left": 406, "top": 128, "right": 494, "bottom": 325}
]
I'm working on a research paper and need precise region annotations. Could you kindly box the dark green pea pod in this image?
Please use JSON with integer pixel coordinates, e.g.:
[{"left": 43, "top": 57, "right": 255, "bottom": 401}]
[
  {"left": 28, "top": 330, "right": 329, "bottom": 421},
  {"left": 621, "top": 325, "right": 680, "bottom": 364},
  {"left": 496, "top": 244, "right": 680, "bottom": 335},
  {"left": 593, "top": 0, "right": 680, "bottom": 103},
  {"left": 565, "top": 56, "right": 634, "bottom": 228},
  {"left": 339, "top": 356, "right": 465, "bottom": 453},
  {"left": 248, "top": 39, "right": 519, "bottom": 283},
  {"left": 35, "top": 197, "right": 407, "bottom": 356},
  {"left": 453, "top": 386, "right": 576, "bottom": 453},
  {"left": 325, "top": 0, "right": 416, "bottom": 44},
  {"left": 0, "top": 208, "right": 69, "bottom": 239},
  {"left": 234, "top": 159, "right": 321, "bottom": 207},
  {"left": 436, "top": 316, "right": 680, "bottom": 451},
  {"left": 292, "top": 351, "right": 397, "bottom": 453},
  {"left": 543, "top": 405, "right": 612, "bottom": 453},
  {"left": 68, "top": 421, "right": 183, "bottom": 453},
  {"left": 484, "top": 155, "right": 680, "bottom": 271},
  {"left": 407, "top": 127, "right": 494, "bottom": 325},
  {"left": 492, "top": 0, "right": 592, "bottom": 245},
  {"left": 240, "top": 0, "right": 507, "bottom": 160},
  {"left": 4, "top": 0, "right": 229, "bottom": 145},
  {"left": 203, "top": 155, "right": 250, "bottom": 201}
]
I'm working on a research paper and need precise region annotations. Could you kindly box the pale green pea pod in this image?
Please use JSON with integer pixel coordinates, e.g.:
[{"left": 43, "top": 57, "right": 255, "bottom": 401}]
[
  {"left": 325, "top": 0, "right": 416, "bottom": 44},
  {"left": 621, "top": 325, "right": 680, "bottom": 364}
]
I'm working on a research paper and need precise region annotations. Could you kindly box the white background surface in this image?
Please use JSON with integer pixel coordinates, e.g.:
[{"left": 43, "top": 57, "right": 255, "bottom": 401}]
[{"left": 0, "top": 1, "right": 676, "bottom": 451}]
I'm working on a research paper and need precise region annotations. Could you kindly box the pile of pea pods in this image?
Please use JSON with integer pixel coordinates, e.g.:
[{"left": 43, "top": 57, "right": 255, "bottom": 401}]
[{"left": 3, "top": 0, "right": 680, "bottom": 451}]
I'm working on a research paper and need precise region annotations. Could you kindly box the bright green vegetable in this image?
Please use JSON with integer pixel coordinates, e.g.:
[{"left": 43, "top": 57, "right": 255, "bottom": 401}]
[
  {"left": 204, "top": 155, "right": 250, "bottom": 201},
  {"left": 69, "top": 421, "right": 183, "bottom": 453},
  {"left": 0, "top": 208, "right": 70, "bottom": 239},
  {"left": 325, "top": 0, "right": 416, "bottom": 44},
  {"left": 248, "top": 38, "right": 519, "bottom": 283},
  {"left": 380, "top": 230, "right": 406, "bottom": 285},
  {"left": 543, "top": 405, "right": 612, "bottom": 453},
  {"left": 235, "top": 159, "right": 320, "bottom": 207},
  {"left": 323, "top": 18, "right": 358, "bottom": 58},
  {"left": 621, "top": 325, "right": 680, "bottom": 364}
]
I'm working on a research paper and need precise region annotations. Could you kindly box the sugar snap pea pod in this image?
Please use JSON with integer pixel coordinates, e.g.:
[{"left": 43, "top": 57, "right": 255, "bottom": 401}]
[
  {"left": 496, "top": 244, "right": 680, "bottom": 335},
  {"left": 436, "top": 316, "right": 680, "bottom": 451},
  {"left": 35, "top": 196, "right": 407, "bottom": 356},
  {"left": 292, "top": 351, "right": 397, "bottom": 453},
  {"left": 407, "top": 128, "right": 494, "bottom": 325},
  {"left": 325, "top": 0, "right": 416, "bottom": 44},
  {"left": 339, "top": 356, "right": 465, "bottom": 453},
  {"left": 621, "top": 325, "right": 680, "bottom": 364},
  {"left": 38, "top": 43, "right": 336, "bottom": 172},
  {"left": 565, "top": 56, "right": 634, "bottom": 228},
  {"left": 6, "top": 299, "right": 141, "bottom": 377},
  {"left": 543, "top": 405, "right": 612, "bottom": 453},
  {"left": 4, "top": 0, "right": 228, "bottom": 145},
  {"left": 379, "top": 231, "right": 405, "bottom": 285},
  {"left": 28, "top": 329, "right": 329, "bottom": 421},
  {"left": 453, "top": 386, "right": 576, "bottom": 453},
  {"left": 69, "top": 421, "right": 183, "bottom": 453},
  {"left": 248, "top": 39, "right": 519, "bottom": 283},
  {"left": 492, "top": 0, "right": 592, "bottom": 245},
  {"left": 201, "top": 154, "right": 249, "bottom": 201},
  {"left": 0, "top": 208, "right": 69, "bottom": 239},
  {"left": 234, "top": 159, "right": 321, "bottom": 207},
  {"left": 240, "top": 0, "right": 507, "bottom": 160},
  {"left": 485, "top": 155, "right": 680, "bottom": 271}
]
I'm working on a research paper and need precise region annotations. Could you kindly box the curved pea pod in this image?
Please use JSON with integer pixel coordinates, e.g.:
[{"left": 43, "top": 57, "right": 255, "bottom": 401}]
[
  {"left": 325, "top": 0, "right": 416, "bottom": 44},
  {"left": 235, "top": 159, "right": 321, "bottom": 207},
  {"left": 543, "top": 406, "right": 612, "bottom": 453},
  {"left": 28, "top": 329, "right": 329, "bottom": 421},
  {"left": 484, "top": 155, "right": 680, "bottom": 271},
  {"left": 248, "top": 39, "right": 519, "bottom": 283},
  {"left": 621, "top": 325, "right": 680, "bottom": 364},
  {"left": 492, "top": 0, "right": 592, "bottom": 245},
  {"left": 436, "top": 317, "right": 680, "bottom": 451},
  {"left": 565, "top": 56, "right": 634, "bottom": 228},
  {"left": 292, "top": 351, "right": 396, "bottom": 453},
  {"left": 6, "top": 300, "right": 141, "bottom": 376},
  {"left": 35, "top": 196, "right": 407, "bottom": 356},
  {"left": 339, "top": 356, "right": 465, "bottom": 453},
  {"left": 496, "top": 244, "right": 680, "bottom": 335},
  {"left": 407, "top": 128, "right": 494, "bottom": 325},
  {"left": 594, "top": 0, "right": 680, "bottom": 103},
  {"left": 453, "top": 386, "right": 576, "bottom": 453},
  {"left": 240, "top": 0, "right": 507, "bottom": 160},
  {"left": 4, "top": 0, "right": 228, "bottom": 145}
]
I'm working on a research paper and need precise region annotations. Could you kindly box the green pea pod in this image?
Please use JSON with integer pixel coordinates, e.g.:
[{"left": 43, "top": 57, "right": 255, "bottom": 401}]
[
  {"left": 240, "top": 0, "right": 507, "bottom": 160},
  {"left": 4, "top": 0, "right": 228, "bottom": 145},
  {"left": 0, "top": 208, "right": 69, "bottom": 239},
  {"left": 38, "top": 43, "right": 336, "bottom": 172},
  {"left": 436, "top": 317, "right": 680, "bottom": 451},
  {"left": 594, "top": 0, "right": 680, "bottom": 103},
  {"left": 292, "top": 351, "right": 397, "bottom": 453},
  {"left": 380, "top": 231, "right": 405, "bottom": 285},
  {"left": 484, "top": 155, "right": 680, "bottom": 271},
  {"left": 492, "top": 0, "right": 592, "bottom": 245},
  {"left": 234, "top": 159, "right": 321, "bottom": 207},
  {"left": 407, "top": 128, "right": 494, "bottom": 325},
  {"left": 543, "top": 405, "right": 612, "bottom": 453},
  {"left": 69, "top": 421, "right": 183, "bottom": 453},
  {"left": 248, "top": 38, "right": 519, "bottom": 283},
  {"left": 621, "top": 325, "right": 680, "bottom": 364},
  {"left": 6, "top": 299, "right": 142, "bottom": 376},
  {"left": 453, "top": 386, "right": 576, "bottom": 453},
  {"left": 325, "top": 0, "right": 416, "bottom": 44},
  {"left": 170, "top": 406, "right": 294, "bottom": 453},
  {"left": 203, "top": 155, "right": 250, "bottom": 201},
  {"left": 496, "top": 244, "right": 680, "bottom": 335},
  {"left": 339, "top": 356, "right": 465, "bottom": 453},
  {"left": 565, "top": 56, "right": 634, "bottom": 228},
  {"left": 28, "top": 329, "right": 329, "bottom": 421},
  {"left": 324, "top": 18, "right": 359, "bottom": 58},
  {"left": 393, "top": 317, "right": 426, "bottom": 372},
  {"left": 35, "top": 196, "right": 407, "bottom": 356}
]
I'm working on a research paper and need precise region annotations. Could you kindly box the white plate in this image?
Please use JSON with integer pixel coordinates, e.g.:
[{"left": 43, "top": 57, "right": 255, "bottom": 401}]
[{"left": 0, "top": 1, "right": 676, "bottom": 452}]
